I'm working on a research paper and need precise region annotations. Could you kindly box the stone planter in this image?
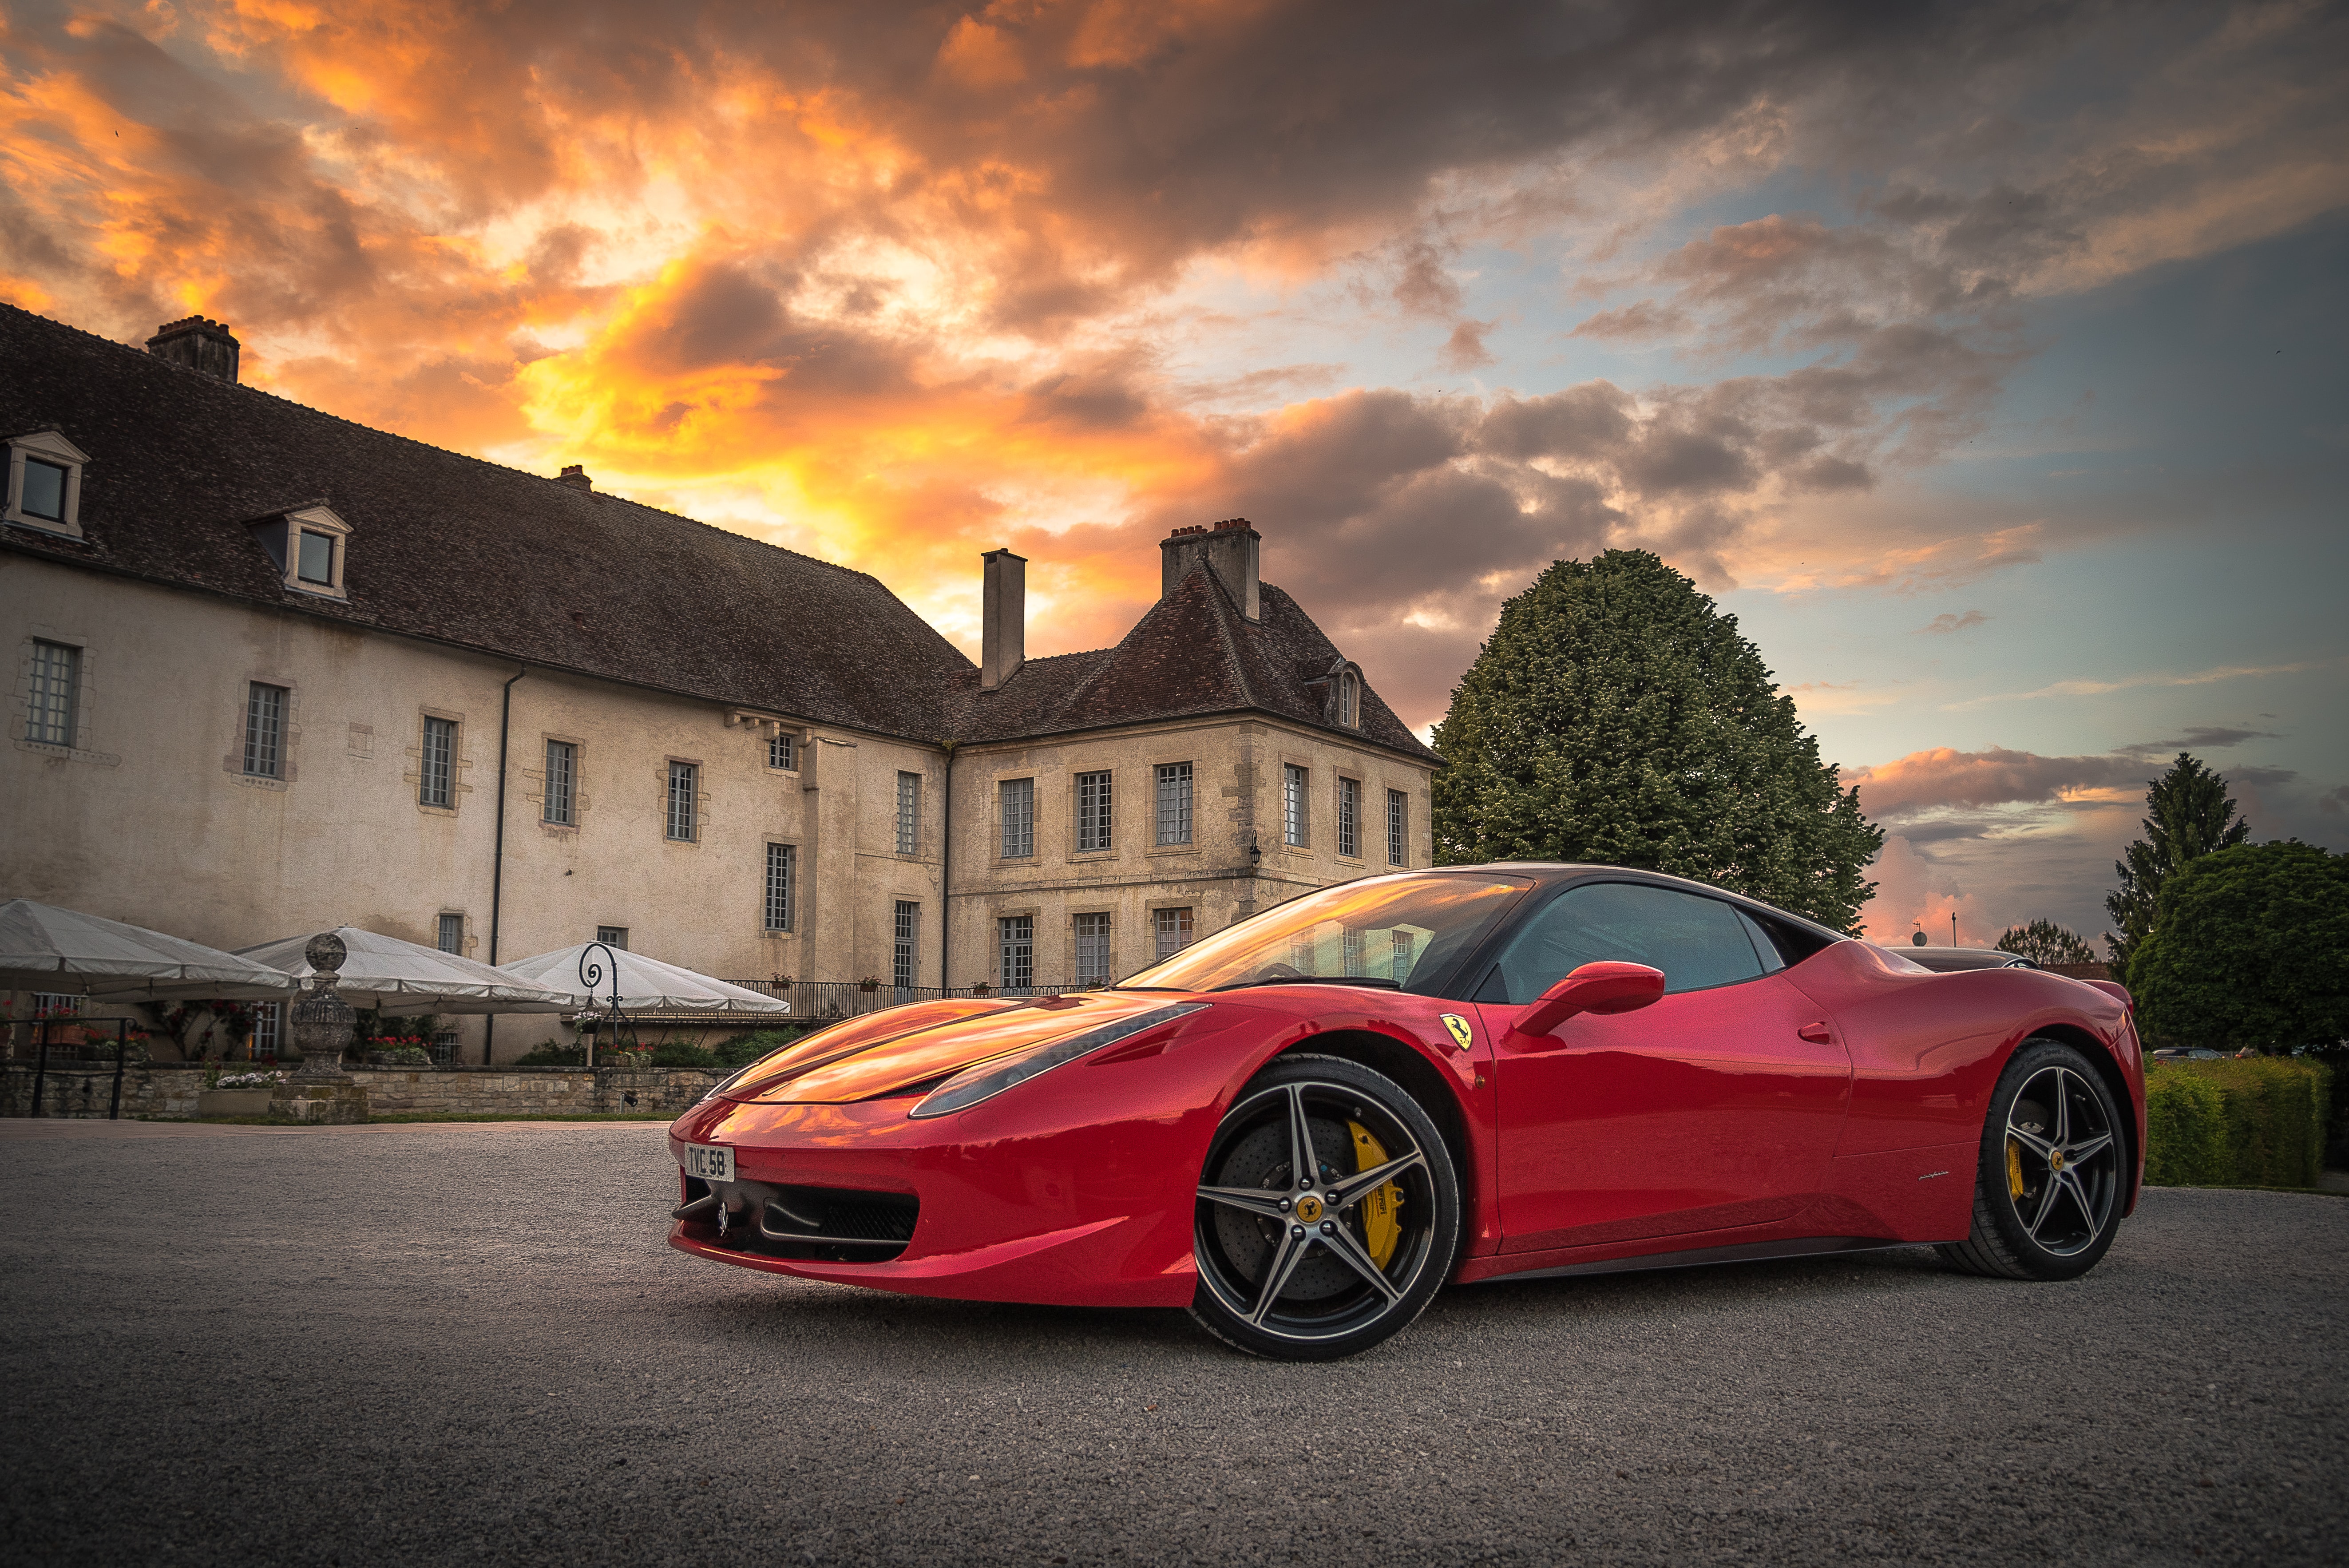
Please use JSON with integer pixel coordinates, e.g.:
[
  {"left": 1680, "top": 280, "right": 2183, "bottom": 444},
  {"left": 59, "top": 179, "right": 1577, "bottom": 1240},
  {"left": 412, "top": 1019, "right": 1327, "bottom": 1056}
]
[{"left": 197, "top": 1088, "right": 274, "bottom": 1117}]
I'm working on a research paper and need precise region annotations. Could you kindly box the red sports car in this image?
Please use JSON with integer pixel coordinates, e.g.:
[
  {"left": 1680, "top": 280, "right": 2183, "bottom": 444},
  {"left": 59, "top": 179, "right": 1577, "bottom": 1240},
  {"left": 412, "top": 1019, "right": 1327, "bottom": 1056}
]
[{"left": 668, "top": 865, "right": 2145, "bottom": 1360}]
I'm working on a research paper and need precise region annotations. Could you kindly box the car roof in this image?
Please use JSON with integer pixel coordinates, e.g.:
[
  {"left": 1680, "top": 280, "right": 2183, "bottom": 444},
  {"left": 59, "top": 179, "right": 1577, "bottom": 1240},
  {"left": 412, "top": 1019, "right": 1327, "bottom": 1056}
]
[{"left": 1418, "top": 862, "right": 1852, "bottom": 946}]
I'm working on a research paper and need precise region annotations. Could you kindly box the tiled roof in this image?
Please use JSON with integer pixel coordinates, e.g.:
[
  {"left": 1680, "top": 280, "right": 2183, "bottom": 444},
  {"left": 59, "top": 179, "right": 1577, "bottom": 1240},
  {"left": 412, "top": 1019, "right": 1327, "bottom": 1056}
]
[
  {"left": 955, "top": 562, "right": 1437, "bottom": 762},
  {"left": 0, "top": 304, "right": 972, "bottom": 740},
  {"left": 1, "top": 303, "right": 1435, "bottom": 764}
]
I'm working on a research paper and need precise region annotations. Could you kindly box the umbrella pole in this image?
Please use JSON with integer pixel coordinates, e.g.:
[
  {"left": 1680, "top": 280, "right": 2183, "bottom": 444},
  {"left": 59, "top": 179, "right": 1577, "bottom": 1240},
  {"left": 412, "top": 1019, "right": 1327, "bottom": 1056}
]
[
  {"left": 30, "top": 1019, "right": 49, "bottom": 1118},
  {"left": 110, "top": 1017, "right": 127, "bottom": 1121}
]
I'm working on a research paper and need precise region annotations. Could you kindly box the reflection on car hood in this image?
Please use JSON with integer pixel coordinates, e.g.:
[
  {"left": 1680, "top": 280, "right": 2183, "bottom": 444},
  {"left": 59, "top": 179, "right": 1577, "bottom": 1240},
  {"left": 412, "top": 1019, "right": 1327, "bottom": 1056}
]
[{"left": 719, "top": 990, "right": 1188, "bottom": 1105}]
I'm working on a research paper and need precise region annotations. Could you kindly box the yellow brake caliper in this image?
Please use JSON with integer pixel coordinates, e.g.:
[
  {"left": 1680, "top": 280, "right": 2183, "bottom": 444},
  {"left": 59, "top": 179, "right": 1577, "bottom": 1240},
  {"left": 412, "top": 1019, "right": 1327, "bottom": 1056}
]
[
  {"left": 2006, "top": 1137, "right": 2026, "bottom": 1199},
  {"left": 1348, "top": 1121, "right": 1404, "bottom": 1269}
]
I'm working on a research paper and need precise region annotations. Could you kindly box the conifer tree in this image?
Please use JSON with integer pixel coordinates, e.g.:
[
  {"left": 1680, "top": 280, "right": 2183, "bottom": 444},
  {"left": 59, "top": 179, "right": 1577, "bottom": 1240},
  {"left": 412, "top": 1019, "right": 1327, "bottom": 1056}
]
[
  {"left": 2104, "top": 753, "right": 2250, "bottom": 970},
  {"left": 1430, "top": 550, "right": 1882, "bottom": 932}
]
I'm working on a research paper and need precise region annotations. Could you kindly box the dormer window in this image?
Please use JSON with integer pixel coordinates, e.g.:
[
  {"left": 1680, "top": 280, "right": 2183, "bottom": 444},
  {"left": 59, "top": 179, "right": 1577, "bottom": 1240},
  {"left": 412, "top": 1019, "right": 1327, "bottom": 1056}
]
[
  {"left": 250, "top": 503, "right": 352, "bottom": 598},
  {"left": 1316, "top": 659, "right": 1363, "bottom": 729},
  {"left": 1338, "top": 672, "right": 1360, "bottom": 728},
  {"left": 4, "top": 429, "right": 91, "bottom": 539}
]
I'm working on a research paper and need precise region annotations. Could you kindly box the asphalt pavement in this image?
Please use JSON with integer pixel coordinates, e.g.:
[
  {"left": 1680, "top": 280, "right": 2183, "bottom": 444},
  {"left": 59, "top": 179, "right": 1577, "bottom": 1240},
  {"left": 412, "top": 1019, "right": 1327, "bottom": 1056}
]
[{"left": 0, "top": 1117, "right": 2340, "bottom": 1567}]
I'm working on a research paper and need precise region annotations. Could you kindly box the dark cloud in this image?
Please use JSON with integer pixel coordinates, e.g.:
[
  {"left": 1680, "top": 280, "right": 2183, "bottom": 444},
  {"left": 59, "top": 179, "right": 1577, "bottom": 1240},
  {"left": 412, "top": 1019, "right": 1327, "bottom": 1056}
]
[
  {"left": 1436, "top": 319, "right": 1497, "bottom": 372},
  {"left": 2115, "top": 725, "right": 2282, "bottom": 758},
  {"left": 1918, "top": 610, "right": 1989, "bottom": 634}
]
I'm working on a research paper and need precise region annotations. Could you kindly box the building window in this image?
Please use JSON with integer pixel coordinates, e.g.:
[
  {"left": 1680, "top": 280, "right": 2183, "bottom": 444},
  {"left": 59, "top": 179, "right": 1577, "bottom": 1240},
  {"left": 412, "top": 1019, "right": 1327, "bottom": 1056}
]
[
  {"left": 1155, "top": 762, "right": 1192, "bottom": 846},
  {"left": 1337, "top": 777, "right": 1362, "bottom": 859},
  {"left": 30, "top": 992, "right": 79, "bottom": 1021},
  {"left": 244, "top": 683, "right": 287, "bottom": 779},
  {"left": 666, "top": 760, "right": 697, "bottom": 840},
  {"left": 1283, "top": 764, "right": 1308, "bottom": 847},
  {"left": 4, "top": 429, "right": 89, "bottom": 537},
  {"left": 999, "top": 915, "right": 1034, "bottom": 993},
  {"left": 1343, "top": 926, "right": 1366, "bottom": 975},
  {"left": 420, "top": 716, "right": 456, "bottom": 807},
  {"left": 1000, "top": 778, "right": 1034, "bottom": 858},
  {"left": 436, "top": 913, "right": 464, "bottom": 954},
  {"left": 1074, "top": 913, "right": 1112, "bottom": 986},
  {"left": 1338, "top": 672, "right": 1359, "bottom": 728},
  {"left": 543, "top": 740, "right": 577, "bottom": 825},
  {"left": 1077, "top": 770, "right": 1113, "bottom": 852},
  {"left": 896, "top": 771, "right": 922, "bottom": 855},
  {"left": 253, "top": 1001, "right": 281, "bottom": 1059},
  {"left": 1153, "top": 906, "right": 1194, "bottom": 962},
  {"left": 26, "top": 639, "right": 78, "bottom": 746},
  {"left": 296, "top": 528, "right": 336, "bottom": 586},
  {"left": 595, "top": 926, "right": 628, "bottom": 950},
  {"left": 1387, "top": 789, "right": 1408, "bottom": 867},
  {"left": 1391, "top": 929, "right": 1417, "bottom": 978},
  {"left": 768, "top": 732, "right": 796, "bottom": 771},
  {"left": 894, "top": 901, "right": 919, "bottom": 991},
  {"left": 765, "top": 843, "right": 796, "bottom": 932}
]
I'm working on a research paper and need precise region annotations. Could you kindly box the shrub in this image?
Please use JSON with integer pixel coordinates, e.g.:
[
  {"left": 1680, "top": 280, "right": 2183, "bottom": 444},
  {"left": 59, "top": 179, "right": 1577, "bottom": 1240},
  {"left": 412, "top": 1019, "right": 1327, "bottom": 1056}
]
[
  {"left": 515, "top": 1041, "right": 585, "bottom": 1066},
  {"left": 712, "top": 1029, "right": 808, "bottom": 1069},
  {"left": 648, "top": 1040, "right": 717, "bottom": 1069},
  {"left": 370, "top": 1045, "right": 432, "bottom": 1066},
  {"left": 2143, "top": 1071, "right": 2228, "bottom": 1186},
  {"left": 2143, "top": 1057, "right": 2333, "bottom": 1188}
]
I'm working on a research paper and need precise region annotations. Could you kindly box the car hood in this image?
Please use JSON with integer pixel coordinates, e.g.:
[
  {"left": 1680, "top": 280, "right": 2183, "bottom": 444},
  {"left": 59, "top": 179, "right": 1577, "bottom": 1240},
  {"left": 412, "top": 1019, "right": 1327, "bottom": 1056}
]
[{"left": 717, "top": 990, "right": 1191, "bottom": 1105}]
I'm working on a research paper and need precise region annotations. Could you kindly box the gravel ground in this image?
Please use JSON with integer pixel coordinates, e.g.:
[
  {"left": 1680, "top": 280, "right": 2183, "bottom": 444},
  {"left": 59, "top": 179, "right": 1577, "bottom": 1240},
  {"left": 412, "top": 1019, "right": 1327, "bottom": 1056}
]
[{"left": 0, "top": 1118, "right": 2340, "bottom": 1568}]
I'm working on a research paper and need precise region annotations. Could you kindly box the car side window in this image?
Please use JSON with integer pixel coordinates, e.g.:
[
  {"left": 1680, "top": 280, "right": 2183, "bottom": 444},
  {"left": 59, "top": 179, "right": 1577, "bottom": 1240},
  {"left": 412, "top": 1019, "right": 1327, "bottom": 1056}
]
[{"left": 1477, "top": 883, "right": 1768, "bottom": 1002}]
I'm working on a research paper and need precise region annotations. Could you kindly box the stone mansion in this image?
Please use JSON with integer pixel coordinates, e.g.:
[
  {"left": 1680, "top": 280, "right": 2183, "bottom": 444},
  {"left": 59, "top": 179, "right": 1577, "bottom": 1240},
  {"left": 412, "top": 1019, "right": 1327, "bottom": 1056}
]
[{"left": 0, "top": 305, "right": 1438, "bottom": 1061}]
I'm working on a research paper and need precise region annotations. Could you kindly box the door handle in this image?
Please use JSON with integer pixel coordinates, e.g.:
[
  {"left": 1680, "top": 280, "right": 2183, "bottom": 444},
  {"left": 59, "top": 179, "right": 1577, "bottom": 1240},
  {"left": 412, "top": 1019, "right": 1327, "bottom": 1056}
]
[{"left": 1797, "top": 1022, "right": 1832, "bottom": 1044}]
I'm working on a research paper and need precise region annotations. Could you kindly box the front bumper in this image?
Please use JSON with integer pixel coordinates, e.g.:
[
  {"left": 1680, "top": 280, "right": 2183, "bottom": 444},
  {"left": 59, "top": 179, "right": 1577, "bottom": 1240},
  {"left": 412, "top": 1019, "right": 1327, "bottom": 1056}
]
[{"left": 665, "top": 1082, "right": 1215, "bottom": 1309}]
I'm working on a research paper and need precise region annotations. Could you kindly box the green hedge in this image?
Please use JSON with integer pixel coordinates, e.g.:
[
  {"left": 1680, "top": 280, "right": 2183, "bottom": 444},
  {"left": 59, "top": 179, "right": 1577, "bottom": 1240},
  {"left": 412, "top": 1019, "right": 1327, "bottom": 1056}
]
[
  {"left": 711, "top": 1028, "right": 811, "bottom": 1069},
  {"left": 2144, "top": 1057, "right": 2334, "bottom": 1188}
]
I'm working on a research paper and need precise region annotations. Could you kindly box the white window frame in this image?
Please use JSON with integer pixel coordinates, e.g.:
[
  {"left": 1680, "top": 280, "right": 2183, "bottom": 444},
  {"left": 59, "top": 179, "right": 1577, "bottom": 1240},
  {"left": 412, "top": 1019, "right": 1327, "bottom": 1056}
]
[
  {"left": 436, "top": 913, "right": 465, "bottom": 955},
  {"left": 999, "top": 914, "right": 1035, "bottom": 992},
  {"left": 245, "top": 682, "right": 289, "bottom": 779},
  {"left": 1000, "top": 778, "right": 1035, "bottom": 859},
  {"left": 595, "top": 925, "right": 629, "bottom": 950},
  {"left": 1386, "top": 789, "right": 1409, "bottom": 867},
  {"left": 765, "top": 843, "right": 796, "bottom": 932},
  {"left": 1283, "top": 764, "right": 1309, "bottom": 848},
  {"left": 896, "top": 771, "right": 922, "bottom": 855},
  {"left": 4, "top": 429, "right": 90, "bottom": 538},
  {"left": 543, "top": 739, "right": 578, "bottom": 826},
  {"left": 1153, "top": 906, "right": 1194, "bottom": 962},
  {"left": 266, "top": 505, "right": 352, "bottom": 600},
  {"left": 1155, "top": 761, "right": 1192, "bottom": 846},
  {"left": 1076, "top": 769, "right": 1113, "bottom": 853},
  {"left": 25, "top": 638, "right": 79, "bottom": 747},
  {"left": 1337, "top": 776, "right": 1363, "bottom": 859},
  {"left": 768, "top": 732, "right": 797, "bottom": 771},
  {"left": 894, "top": 900, "right": 920, "bottom": 991},
  {"left": 1074, "top": 912, "right": 1112, "bottom": 986},
  {"left": 666, "top": 760, "right": 698, "bottom": 842},
  {"left": 420, "top": 716, "right": 457, "bottom": 807}
]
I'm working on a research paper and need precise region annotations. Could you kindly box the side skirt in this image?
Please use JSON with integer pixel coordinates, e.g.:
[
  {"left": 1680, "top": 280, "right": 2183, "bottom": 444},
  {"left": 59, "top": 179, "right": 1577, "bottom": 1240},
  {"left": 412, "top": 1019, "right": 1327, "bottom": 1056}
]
[{"left": 1474, "top": 1234, "right": 1913, "bottom": 1284}]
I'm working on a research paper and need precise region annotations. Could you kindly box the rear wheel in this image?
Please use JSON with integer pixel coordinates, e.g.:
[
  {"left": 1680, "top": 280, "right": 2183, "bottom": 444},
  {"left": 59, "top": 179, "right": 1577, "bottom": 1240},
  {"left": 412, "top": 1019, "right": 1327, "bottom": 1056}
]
[
  {"left": 1188, "top": 1054, "right": 1459, "bottom": 1361},
  {"left": 1939, "top": 1038, "right": 2126, "bottom": 1281}
]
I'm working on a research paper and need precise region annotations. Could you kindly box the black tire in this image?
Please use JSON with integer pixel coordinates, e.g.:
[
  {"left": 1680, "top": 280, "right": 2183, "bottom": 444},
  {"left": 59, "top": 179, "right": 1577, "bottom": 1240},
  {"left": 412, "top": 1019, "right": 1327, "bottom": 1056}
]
[
  {"left": 1939, "top": 1037, "right": 2127, "bottom": 1281},
  {"left": 1188, "top": 1054, "right": 1460, "bottom": 1361}
]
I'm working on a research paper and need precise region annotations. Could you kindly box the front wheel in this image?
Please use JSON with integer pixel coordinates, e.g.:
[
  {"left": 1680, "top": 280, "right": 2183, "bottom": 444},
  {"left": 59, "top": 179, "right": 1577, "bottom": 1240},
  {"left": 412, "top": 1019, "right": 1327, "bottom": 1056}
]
[
  {"left": 1939, "top": 1038, "right": 2127, "bottom": 1281},
  {"left": 1188, "top": 1054, "right": 1460, "bottom": 1360}
]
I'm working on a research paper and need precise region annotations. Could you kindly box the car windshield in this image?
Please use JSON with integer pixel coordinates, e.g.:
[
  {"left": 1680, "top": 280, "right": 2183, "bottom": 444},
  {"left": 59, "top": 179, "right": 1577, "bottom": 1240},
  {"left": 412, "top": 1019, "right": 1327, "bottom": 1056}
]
[{"left": 1117, "top": 872, "right": 1530, "bottom": 996}]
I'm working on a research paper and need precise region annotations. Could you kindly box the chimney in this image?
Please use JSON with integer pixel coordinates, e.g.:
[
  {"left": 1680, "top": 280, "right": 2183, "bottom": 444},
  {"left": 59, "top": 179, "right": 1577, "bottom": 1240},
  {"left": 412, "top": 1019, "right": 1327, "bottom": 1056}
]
[
  {"left": 981, "top": 548, "right": 1026, "bottom": 691},
  {"left": 1160, "top": 516, "right": 1260, "bottom": 620},
  {"left": 556, "top": 464, "right": 593, "bottom": 492},
  {"left": 146, "top": 317, "right": 241, "bottom": 383}
]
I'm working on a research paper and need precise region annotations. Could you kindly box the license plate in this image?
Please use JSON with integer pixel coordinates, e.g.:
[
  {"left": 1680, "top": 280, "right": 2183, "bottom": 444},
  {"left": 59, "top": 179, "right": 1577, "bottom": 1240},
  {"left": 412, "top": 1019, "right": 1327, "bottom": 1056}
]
[{"left": 683, "top": 1143, "right": 734, "bottom": 1183}]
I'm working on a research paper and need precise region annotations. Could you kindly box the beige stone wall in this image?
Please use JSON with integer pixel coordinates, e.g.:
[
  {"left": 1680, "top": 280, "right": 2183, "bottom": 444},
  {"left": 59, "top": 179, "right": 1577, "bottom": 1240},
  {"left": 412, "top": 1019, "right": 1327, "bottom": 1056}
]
[
  {"left": 1, "top": 557, "right": 940, "bottom": 1061},
  {"left": 0, "top": 1063, "right": 718, "bottom": 1118},
  {"left": 947, "top": 716, "right": 1433, "bottom": 987}
]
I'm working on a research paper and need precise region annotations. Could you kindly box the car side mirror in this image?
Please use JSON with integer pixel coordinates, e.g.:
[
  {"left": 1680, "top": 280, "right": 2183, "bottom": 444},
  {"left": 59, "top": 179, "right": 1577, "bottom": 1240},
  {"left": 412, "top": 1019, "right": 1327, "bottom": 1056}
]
[{"left": 1509, "top": 961, "right": 1666, "bottom": 1040}]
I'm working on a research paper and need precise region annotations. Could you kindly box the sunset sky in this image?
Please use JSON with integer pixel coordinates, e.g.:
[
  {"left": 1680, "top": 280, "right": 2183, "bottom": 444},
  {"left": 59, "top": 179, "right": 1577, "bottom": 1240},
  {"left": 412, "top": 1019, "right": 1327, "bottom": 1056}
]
[{"left": 5, "top": 0, "right": 2343, "bottom": 947}]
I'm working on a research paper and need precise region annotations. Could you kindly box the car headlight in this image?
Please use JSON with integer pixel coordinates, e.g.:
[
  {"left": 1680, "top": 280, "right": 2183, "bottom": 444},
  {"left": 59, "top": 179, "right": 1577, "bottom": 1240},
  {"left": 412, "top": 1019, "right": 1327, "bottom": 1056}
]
[{"left": 908, "top": 1002, "right": 1208, "bottom": 1119}]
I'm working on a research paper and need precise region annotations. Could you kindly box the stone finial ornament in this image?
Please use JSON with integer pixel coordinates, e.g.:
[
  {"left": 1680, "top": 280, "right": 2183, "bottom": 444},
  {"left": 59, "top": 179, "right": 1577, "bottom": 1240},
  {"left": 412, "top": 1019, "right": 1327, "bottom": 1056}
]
[{"left": 293, "top": 931, "right": 356, "bottom": 1081}]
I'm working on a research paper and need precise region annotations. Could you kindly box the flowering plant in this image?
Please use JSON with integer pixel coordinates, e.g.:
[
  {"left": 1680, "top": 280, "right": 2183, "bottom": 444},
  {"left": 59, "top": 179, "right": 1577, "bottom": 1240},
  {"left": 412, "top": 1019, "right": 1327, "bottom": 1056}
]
[{"left": 214, "top": 1070, "right": 285, "bottom": 1089}]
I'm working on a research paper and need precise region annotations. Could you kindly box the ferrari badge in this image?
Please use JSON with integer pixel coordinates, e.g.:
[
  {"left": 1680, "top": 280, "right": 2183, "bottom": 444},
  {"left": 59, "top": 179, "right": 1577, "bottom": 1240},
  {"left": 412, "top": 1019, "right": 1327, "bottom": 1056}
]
[{"left": 1440, "top": 1014, "right": 1474, "bottom": 1053}]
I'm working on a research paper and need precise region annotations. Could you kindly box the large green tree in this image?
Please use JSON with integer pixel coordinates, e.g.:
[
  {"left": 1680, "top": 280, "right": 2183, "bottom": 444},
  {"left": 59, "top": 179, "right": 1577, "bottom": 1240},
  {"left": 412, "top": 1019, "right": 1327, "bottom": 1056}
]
[
  {"left": 2104, "top": 752, "right": 2250, "bottom": 969},
  {"left": 1996, "top": 920, "right": 2098, "bottom": 966},
  {"left": 2129, "top": 841, "right": 2349, "bottom": 1053},
  {"left": 1430, "top": 550, "right": 1882, "bottom": 931}
]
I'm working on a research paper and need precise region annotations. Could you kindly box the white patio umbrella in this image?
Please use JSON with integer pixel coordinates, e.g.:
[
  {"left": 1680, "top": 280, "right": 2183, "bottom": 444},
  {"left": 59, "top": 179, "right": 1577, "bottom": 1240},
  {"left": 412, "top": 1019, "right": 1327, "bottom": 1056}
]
[
  {"left": 235, "top": 926, "right": 586, "bottom": 1015},
  {"left": 501, "top": 944, "right": 791, "bottom": 1016},
  {"left": 0, "top": 899, "right": 302, "bottom": 1001}
]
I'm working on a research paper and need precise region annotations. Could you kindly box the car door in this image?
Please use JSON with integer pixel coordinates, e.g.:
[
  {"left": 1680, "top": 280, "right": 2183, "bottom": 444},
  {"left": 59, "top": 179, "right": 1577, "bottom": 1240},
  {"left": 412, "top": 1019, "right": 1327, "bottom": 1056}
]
[{"left": 1473, "top": 882, "right": 1853, "bottom": 1254}]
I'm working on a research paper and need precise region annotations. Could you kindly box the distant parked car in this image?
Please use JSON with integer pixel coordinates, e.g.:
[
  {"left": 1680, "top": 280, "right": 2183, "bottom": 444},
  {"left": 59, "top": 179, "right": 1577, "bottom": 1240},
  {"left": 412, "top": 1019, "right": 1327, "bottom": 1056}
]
[
  {"left": 1891, "top": 946, "right": 2040, "bottom": 974},
  {"left": 2148, "top": 1047, "right": 2226, "bottom": 1062}
]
